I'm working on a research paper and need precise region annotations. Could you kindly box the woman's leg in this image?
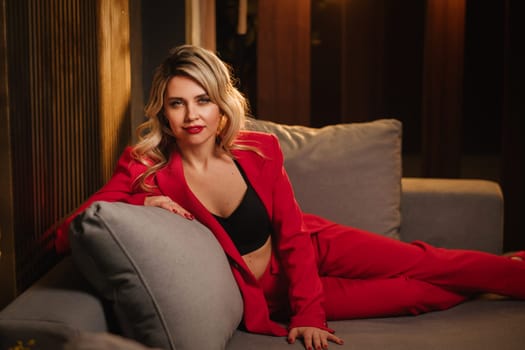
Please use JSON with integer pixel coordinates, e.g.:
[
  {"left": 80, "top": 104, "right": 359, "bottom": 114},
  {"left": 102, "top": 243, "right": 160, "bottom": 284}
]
[
  {"left": 321, "top": 276, "right": 467, "bottom": 320},
  {"left": 312, "top": 225, "right": 525, "bottom": 299}
]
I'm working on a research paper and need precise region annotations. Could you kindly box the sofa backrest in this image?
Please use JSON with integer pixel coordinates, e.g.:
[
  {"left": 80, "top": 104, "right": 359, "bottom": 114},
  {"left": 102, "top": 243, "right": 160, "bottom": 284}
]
[{"left": 246, "top": 118, "right": 402, "bottom": 239}]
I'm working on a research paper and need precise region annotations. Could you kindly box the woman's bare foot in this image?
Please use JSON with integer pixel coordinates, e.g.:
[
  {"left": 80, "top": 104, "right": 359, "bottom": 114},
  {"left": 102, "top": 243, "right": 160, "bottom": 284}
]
[
  {"left": 477, "top": 251, "right": 524, "bottom": 300},
  {"left": 503, "top": 251, "right": 525, "bottom": 262},
  {"left": 477, "top": 293, "right": 510, "bottom": 300}
]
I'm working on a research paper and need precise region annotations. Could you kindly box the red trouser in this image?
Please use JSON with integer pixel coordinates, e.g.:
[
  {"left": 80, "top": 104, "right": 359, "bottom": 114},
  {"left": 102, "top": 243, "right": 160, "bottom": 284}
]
[{"left": 259, "top": 225, "right": 525, "bottom": 321}]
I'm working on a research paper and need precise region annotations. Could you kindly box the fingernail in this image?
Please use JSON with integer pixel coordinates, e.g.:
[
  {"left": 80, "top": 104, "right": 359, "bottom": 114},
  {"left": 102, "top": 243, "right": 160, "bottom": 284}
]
[{"left": 185, "top": 213, "right": 194, "bottom": 220}]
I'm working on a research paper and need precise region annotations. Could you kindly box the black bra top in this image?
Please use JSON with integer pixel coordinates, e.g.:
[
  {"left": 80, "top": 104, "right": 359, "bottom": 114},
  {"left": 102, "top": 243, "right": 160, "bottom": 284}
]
[{"left": 212, "top": 161, "right": 272, "bottom": 255}]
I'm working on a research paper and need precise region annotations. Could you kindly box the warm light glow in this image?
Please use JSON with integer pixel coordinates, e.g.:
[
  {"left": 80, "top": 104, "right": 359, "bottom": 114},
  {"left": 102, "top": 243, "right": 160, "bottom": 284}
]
[{"left": 186, "top": 0, "right": 216, "bottom": 50}]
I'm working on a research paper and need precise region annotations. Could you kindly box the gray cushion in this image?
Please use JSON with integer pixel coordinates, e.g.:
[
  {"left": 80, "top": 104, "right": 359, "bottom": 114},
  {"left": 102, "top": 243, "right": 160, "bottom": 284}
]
[
  {"left": 246, "top": 118, "right": 402, "bottom": 238},
  {"left": 0, "top": 258, "right": 110, "bottom": 350},
  {"left": 64, "top": 332, "right": 162, "bottom": 350},
  {"left": 69, "top": 201, "right": 243, "bottom": 350}
]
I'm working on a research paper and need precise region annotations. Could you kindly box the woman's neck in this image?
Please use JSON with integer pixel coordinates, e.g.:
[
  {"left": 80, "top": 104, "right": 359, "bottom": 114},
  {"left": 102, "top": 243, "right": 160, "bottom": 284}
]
[{"left": 179, "top": 144, "right": 226, "bottom": 172}]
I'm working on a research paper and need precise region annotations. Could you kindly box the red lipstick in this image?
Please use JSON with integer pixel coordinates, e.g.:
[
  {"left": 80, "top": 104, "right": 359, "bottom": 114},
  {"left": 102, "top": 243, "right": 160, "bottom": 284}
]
[{"left": 184, "top": 126, "right": 204, "bottom": 134}]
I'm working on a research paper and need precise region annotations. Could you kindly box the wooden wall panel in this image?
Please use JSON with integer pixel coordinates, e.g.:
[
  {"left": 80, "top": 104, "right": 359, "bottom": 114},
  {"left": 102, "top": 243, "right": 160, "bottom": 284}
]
[
  {"left": 310, "top": 0, "right": 343, "bottom": 127},
  {"left": 421, "top": 0, "right": 466, "bottom": 177},
  {"left": 340, "top": 0, "right": 386, "bottom": 123},
  {"left": 0, "top": 0, "right": 16, "bottom": 308},
  {"left": 97, "top": 0, "right": 132, "bottom": 181},
  {"left": 257, "top": 0, "right": 310, "bottom": 125},
  {"left": 1, "top": 0, "right": 102, "bottom": 297},
  {"left": 502, "top": 0, "right": 525, "bottom": 251},
  {"left": 0, "top": 0, "right": 132, "bottom": 306}
]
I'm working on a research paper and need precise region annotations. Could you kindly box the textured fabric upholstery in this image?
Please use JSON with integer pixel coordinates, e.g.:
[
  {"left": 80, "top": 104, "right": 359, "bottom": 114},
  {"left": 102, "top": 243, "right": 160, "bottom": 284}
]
[
  {"left": 0, "top": 258, "right": 109, "bottom": 350},
  {"left": 400, "top": 178, "right": 504, "bottom": 253},
  {"left": 246, "top": 118, "right": 402, "bottom": 239},
  {"left": 69, "top": 202, "right": 243, "bottom": 350}
]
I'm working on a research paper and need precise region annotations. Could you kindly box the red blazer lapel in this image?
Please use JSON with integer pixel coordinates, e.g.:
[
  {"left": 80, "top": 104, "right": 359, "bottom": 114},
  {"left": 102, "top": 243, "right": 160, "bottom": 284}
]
[{"left": 155, "top": 151, "right": 255, "bottom": 282}]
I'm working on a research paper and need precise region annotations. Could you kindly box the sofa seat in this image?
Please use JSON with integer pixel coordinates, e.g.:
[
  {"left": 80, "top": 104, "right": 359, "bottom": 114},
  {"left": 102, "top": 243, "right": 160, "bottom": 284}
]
[{"left": 228, "top": 300, "right": 525, "bottom": 350}]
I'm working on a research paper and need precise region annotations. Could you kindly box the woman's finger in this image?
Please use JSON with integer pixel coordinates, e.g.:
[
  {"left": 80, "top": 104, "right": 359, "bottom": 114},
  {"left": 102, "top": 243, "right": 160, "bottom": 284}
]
[
  {"left": 312, "top": 331, "right": 322, "bottom": 350},
  {"left": 319, "top": 332, "right": 329, "bottom": 350},
  {"left": 327, "top": 333, "right": 344, "bottom": 345},
  {"left": 165, "top": 201, "right": 194, "bottom": 220},
  {"left": 144, "top": 196, "right": 194, "bottom": 220},
  {"left": 287, "top": 328, "right": 298, "bottom": 344},
  {"left": 302, "top": 330, "right": 313, "bottom": 350}
]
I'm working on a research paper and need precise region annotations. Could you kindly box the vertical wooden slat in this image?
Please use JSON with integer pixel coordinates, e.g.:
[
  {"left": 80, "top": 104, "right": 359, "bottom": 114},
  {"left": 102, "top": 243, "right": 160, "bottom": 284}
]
[
  {"left": 7, "top": 0, "right": 36, "bottom": 290},
  {"left": 502, "top": 0, "right": 525, "bottom": 251},
  {"left": 310, "top": 0, "right": 343, "bottom": 127},
  {"left": 340, "top": 0, "right": 386, "bottom": 123},
  {"left": 97, "top": 0, "right": 132, "bottom": 181},
  {"left": 186, "top": 0, "right": 216, "bottom": 50},
  {"left": 129, "top": 0, "right": 144, "bottom": 144},
  {"left": 0, "top": 0, "right": 16, "bottom": 309},
  {"left": 257, "top": 0, "right": 310, "bottom": 125},
  {"left": 421, "top": 0, "right": 466, "bottom": 178}
]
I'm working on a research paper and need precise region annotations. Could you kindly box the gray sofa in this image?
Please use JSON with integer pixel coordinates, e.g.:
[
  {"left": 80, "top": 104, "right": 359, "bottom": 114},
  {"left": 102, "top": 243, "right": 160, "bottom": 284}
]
[{"left": 1, "top": 119, "right": 524, "bottom": 350}]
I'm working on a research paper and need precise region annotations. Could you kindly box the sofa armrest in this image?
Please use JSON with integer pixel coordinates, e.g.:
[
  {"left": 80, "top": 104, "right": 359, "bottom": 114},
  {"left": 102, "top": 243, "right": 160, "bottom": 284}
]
[
  {"left": 0, "top": 257, "right": 112, "bottom": 350},
  {"left": 400, "top": 178, "right": 504, "bottom": 254}
]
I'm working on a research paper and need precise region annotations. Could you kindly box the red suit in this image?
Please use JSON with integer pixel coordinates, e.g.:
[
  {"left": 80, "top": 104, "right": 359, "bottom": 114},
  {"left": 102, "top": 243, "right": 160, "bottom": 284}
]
[{"left": 56, "top": 131, "right": 525, "bottom": 336}]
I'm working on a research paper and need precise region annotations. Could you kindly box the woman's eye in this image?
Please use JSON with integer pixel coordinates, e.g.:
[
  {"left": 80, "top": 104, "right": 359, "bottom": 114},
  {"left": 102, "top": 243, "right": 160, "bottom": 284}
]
[
  {"left": 169, "top": 100, "right": 183, "bottom": 108},
  {"left": 198, "top": 97, "right": 211, "bottom": 104}
]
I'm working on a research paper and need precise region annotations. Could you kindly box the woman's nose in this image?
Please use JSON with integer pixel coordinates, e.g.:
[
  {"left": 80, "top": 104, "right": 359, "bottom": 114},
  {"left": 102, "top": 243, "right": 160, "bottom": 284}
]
[
  {"left": 185, "top": 104, "right": 198, "bottom": 122},
  {"left": 185, "top": 114, "right": 198, "bottom": 122}
]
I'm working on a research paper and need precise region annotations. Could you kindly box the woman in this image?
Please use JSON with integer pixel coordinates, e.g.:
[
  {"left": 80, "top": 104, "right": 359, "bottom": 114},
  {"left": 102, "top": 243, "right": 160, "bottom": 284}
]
[{"left": 56, "top": 45, "right": 525, "bottom": 350}]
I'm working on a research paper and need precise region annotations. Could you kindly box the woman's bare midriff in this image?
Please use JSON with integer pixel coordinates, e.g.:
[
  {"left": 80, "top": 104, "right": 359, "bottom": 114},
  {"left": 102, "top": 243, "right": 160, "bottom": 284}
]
[{"left": 242, "top": 236, "right": 272, "bottom": 280}]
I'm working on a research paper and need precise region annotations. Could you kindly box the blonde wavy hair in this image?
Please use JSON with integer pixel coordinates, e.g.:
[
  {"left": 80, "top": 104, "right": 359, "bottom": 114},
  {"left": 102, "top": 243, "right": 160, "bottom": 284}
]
[{"left": 132, "top": 45, "right": 252, "bottom": 191}]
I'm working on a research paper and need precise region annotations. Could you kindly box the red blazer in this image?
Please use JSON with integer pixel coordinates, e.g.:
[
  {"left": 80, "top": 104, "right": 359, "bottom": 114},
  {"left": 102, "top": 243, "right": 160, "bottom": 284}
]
[{"left": 56, "top": 131, "right": 335, "bottom": 336}]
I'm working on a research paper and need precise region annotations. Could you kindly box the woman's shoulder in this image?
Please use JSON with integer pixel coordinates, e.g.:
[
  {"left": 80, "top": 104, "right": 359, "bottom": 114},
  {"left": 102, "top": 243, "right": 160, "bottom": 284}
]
[
  {"left": 236, "top": 130, "right": 279, "bottom": 147},
  {"left": 233, "top": 130, "right": 287, "bottom": 171},
  {"left": 234, "top": 130, "right": 280, "bottom": 155},
  {"left": 116, "top": 146, "right": 153, "bottom": 172},
  {"left": 118, "top": 146, "right": 141, "bottom": 164},
  {"left": 121, "top": 145, "right": 161, "bottom": 167}
]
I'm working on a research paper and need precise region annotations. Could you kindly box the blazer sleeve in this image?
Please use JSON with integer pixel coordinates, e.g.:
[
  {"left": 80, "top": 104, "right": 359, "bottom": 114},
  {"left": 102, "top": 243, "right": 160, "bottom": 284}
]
[
  {"left": 55, "top": 147, "right": 156, "bottom": 253},
  {"left": 268, "top": 135, "right": 333, "bottom": 333}
]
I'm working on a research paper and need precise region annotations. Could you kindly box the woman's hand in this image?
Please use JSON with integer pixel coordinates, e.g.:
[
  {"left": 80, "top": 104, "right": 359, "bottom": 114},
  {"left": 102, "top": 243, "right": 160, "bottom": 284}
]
[
  {"left": 288, "top": 327, "right": 344, "bottom": 350},
  {"left": 144, "top": 195, "right": 194, "bottom": 220}
]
